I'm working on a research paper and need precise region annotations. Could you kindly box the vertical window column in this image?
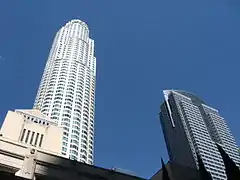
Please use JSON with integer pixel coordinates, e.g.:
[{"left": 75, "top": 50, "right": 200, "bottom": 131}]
[
  {"left": 25, "top": 130, "right": 31, "bottom": 143},
  {"left": 34, "top": 133, "right": 40, "bottom": 146},
  {"left": 39, "top": 134, "right": 44, "bottom": 147},
  {"left": 20, "top": 129, "right": 26, "bottom": 142},
  {"left": 29, "top": 131, "right": 35, "bottom": 145}
]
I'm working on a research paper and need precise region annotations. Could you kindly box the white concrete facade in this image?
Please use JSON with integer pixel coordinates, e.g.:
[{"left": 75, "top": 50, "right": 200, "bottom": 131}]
[
  {"left": 33, "top": 19, "right": 96, "bottom": 164},
  {"left": 0, "top": 109, "right": 63, "bottom": 155}
]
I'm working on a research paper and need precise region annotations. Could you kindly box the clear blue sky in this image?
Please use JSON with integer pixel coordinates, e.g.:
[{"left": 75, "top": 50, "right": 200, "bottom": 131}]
[{"left": 0, "top": 0, "right": 240, "bottom": 178}]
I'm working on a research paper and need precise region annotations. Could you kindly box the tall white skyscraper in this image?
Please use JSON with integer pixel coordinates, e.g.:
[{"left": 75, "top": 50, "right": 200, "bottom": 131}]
[{"left": 34, "top": 19, "right": 96, "bottom": 164}]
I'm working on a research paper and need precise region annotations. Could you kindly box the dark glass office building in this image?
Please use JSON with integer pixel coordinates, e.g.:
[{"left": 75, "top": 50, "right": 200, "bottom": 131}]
[{"left": 160, "top": 90, "right": 240, "bottom": 180}]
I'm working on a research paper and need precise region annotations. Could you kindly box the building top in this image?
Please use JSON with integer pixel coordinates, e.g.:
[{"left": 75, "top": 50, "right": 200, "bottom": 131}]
[
  {"left": 62, "top": 19, "right": 89, "bottom": 30},
  {"left": 162, "top": 89, "right": 221, "bottom": 119},
  {"left": 163, "top": 89, "right": 205, "bottom": 104},
  {"left": 15, "top": 109, "right": 57, "bottom": 126},
  {"left": 162, "top": 89, "right": 219, "bottom": 112}
]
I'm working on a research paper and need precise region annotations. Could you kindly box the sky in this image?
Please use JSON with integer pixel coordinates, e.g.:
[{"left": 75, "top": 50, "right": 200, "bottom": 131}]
[{"left": 0, "top": 0, "right": 240, "bottom": 178}]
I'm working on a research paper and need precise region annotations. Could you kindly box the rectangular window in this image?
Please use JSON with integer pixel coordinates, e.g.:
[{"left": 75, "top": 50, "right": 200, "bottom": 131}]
[
  {"left": 39, "top": 134, "right": 44, "bottom": 147},
  {"left": 20, "top": 129, "right": 26, "bottom": 142},
  {"left": 34, "top": 133, "right": 39, "bottom": 146},
  {"left": 25, "top": 130, "right": 31, "bottom": 143},
  {"left": 29, "top": 131, "right": 35, "bottom": 145}
]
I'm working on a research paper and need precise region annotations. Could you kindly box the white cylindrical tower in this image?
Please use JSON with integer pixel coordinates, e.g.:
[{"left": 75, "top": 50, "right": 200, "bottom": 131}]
[{"left": 34, "top": 19, "right": 96, "bottom": 165}]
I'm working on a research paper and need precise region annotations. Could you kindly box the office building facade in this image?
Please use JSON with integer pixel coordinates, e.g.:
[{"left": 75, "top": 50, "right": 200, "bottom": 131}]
[
  {"left": 160, "top": 90, "right": 240, "bottom": 180},
  {"left": 33, "top": 19, "right": 96, "bottom": 164}
]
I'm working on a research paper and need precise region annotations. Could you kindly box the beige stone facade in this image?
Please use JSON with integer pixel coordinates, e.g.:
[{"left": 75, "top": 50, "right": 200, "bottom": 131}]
[
  {"left": 0, "top": 109, "right": 145, "bottom": 180},
  {"left": 0, "top": 109, "right": 63, "bottom": 155},
  {"left": 0, "top": 136, "right": 145, "bottom": 180}
]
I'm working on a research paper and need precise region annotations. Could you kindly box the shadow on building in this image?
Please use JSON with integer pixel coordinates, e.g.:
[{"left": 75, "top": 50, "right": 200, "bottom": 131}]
[
  {"left": 151, "top": 161, "right": 200, "bottom": 180},
  {"left": 0, "top": 109, "right": 239, "bottom": 180},
  {"left": 0, "top": 137, "right": 146, "bottom": 180},
  {"left": 0, "top": 109, "right": 146, "bottom": 180}
]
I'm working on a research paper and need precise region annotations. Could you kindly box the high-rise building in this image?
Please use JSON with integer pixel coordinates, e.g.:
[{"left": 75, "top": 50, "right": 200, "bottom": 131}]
[
  {"left": 33, "top": 19, "right": 96, "bottom": 164},
  {"left": 160, "top": 90, "right": 240, "bottom": 180}
]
